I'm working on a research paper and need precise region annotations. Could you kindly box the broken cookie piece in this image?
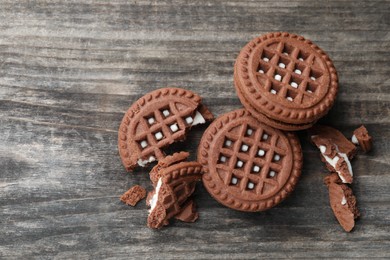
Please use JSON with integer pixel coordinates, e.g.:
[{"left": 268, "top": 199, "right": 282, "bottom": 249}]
[
  {"left": 309, "top": 125, "right": 357, "bottom": 159},
  {"left": 309, "top": 125, "right": 357, "bottom": 183},
  {"left": 324, "top": 174, "right": 360, "bottom": 232},
  {"left": 352, "top": 125, "right": 372, "bottom": 153},
  {"left": 118, "top": 87, "right": 214, "bottom": 171},
  {"left": 147, "top": 160, "right": 203, "bottom": 229},
  {"left": 120, "top": 185, "right": 147, "bottom": 206},
  {"left": 149, "top": 151, "right": 190, "bottom": 186},
  {"left": 174, "top": 199, "right": 199, "bottom": 223},
  {"left": 312, "top": 136, "right": 354, "bottom": 184},
  {"left": 323, "top": 173, "right": 342, "bottom": 185}
]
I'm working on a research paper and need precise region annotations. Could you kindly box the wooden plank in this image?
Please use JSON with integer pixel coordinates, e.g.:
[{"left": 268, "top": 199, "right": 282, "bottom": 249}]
[{"left": 0, "top": 0, "right": 389, "bottom": 258}]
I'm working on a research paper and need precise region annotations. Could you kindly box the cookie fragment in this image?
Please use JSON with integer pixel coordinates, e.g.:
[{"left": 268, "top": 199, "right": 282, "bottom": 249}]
[
  {"left": 174, "top": 199, "right": 199, "bottom": 223},
  {"left": 147, "top": 161, "right": 203, "bottom": 229},
  {"left": 314, "top": 138, "right": 353, "bottom": 183},
  {"left": 120, "top": 185, "right": 147, "bottom": 206},
  {"left": 352, "top": 125, "right": 372, "bottom": 153},
  {"left": 149, "top": 151, "right": 190, "bottom": 186},
  {"left": 323, "top": 173, "right": 342, "bottom": 185},
  {"left": 198, "top": 109, "right": 303, "bottom": 212},
  {"left": 234, "top": 32, "right": 338, "bottom": 131},
  {"left": 324, "top": 174, "right": 360, "bottom": 232},
  {"left": 310, "top": 126, "right": 355, "bottom": 184},
  {"left": 118, "top": 87, "right": 213, "bottom": 171},
  {"left": 309, "top": 125, "right": 357, "bottom": 159}
]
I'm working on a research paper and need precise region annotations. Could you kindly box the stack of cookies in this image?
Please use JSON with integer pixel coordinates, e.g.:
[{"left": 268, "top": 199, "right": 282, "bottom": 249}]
[
  {"left": 199, "top": 32, "right": 338, "bottom": 213},
  {"left": 118, "top": 32, "right": 372, "bottom": 232}
]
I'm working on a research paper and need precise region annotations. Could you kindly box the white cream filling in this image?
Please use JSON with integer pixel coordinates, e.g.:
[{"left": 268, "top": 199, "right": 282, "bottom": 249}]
[
  {"left": 191, "top": 111, "right": 206, "bottom": 126},
  {"left": 170, "top": 123, "right": 179, "bottom": 132},
  {"left": 140, "top": 140, "right": 148, "bottom": 148},
  {"left": 339, "top": 152, "right": 353, "bottom": 177},
  {"left": 351, "top": 134, "right": 359, "bottom": 145},
  {"left": 341, "top": 196, "right": 347, "bottom": 205},
  {"left": 225, "top": 139, "right": 232, "bottom": 147},
  {"left": 241, "top": 144, "right": 249, "bottom": 152},
  {"left": 318, "top": 145, "right": 353, "bottom": 183},
  {"left": 319, "top": 145, "right": 340, "bottom": 167},
  {"left": 137, "top": 156, "right": 156, "bottom": 167},
  {"left": 149, "top": 178, "right": 162, "bottom": 213}
]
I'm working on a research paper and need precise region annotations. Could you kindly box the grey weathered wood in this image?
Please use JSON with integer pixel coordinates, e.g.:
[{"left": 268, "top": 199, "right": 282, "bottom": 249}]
[{"left": 1, "top": 0, "right": 389, "bottom": 258}]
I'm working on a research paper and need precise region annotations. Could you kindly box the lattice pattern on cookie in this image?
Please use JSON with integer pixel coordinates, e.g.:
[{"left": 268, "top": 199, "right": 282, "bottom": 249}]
[
  {"left": 216, "top": 123, "right": 286, "bottom": 195},
  {"left": 256, "top": 41, "right": 325, "bottom": 105},
  {"left": 159, "top": 181, "right": 195, "bottom": 218},
  {"left": 135, "top": 102, "right": 196, "bottom": 160}
]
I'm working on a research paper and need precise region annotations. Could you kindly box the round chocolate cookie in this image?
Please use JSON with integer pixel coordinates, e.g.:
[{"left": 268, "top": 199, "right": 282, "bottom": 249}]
[
  {"left": 118, "top": 87, "right": 213, "bottom": 171},
  {"left": 234, "top": 32, "right": 338, "bottom": 130},
  {"left": 198, "top": 109, "right": 302, "bottom": 212}
]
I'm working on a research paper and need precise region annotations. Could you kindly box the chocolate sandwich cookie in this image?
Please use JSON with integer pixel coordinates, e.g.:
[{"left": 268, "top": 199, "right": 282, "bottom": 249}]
[
  {"left": 324, "top": 173, "right": 360, "bottom": 232},
  {"left": 198, "top": 109, "right": 302, "bottom": 212},
  {"left": 234, "top": 32, "right": 338, "bottom": 131},
  {"left": 118, "top": 88, "right": 213, "bottom": 171},
  {"left": 147, "top": 159, "right": 203, "bottom": 229}
]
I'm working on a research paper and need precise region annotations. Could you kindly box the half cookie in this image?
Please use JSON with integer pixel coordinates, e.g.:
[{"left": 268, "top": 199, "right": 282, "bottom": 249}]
[
  {"left": 198, "top": 109, "right": 302, "bottom": 212},
  {"left": 234, "top": 32, "right": 338, "bottom": 131},
  {"left": 118, "top": 87, "right": 213, "bottom": 171}
]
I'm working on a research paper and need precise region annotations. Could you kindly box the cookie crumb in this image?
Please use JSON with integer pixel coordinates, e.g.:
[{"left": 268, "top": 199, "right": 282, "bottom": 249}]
[{"left": 120, "top": 185, "right": 147, "bottom": 206}]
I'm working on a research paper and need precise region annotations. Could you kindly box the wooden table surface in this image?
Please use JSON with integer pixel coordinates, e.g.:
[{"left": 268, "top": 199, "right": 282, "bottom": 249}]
[{"left": 1, "top": 1, "right": 389, "bottom": 259}]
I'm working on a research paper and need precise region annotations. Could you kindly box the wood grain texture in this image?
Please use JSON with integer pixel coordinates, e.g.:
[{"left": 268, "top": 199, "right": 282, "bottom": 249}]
[{"left": 1, "top": 0, "right": 389, "bottom": 258}]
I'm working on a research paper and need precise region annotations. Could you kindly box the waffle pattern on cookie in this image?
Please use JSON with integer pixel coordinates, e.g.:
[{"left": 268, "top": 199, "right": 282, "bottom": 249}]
[
  {"left": 256, "top": 40, "right": 327, "bottom": 105},
  {"left": 118, "top": 88, "right": 201, "bottom": 170},
  {"left": 234, "top": 32, "right": 338, "bottom": 126},
  {"left": 216, "top": 122, "right": 289, "bottom": 198},
  {"left": 159, "top": 176, "right": 197, "bottom": 217},
  {"left": 199, "top": 109, "right": 302, "bottom": 212},
  {"left": 132, "top": 101, "right": 195, "bottom": 159}
]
